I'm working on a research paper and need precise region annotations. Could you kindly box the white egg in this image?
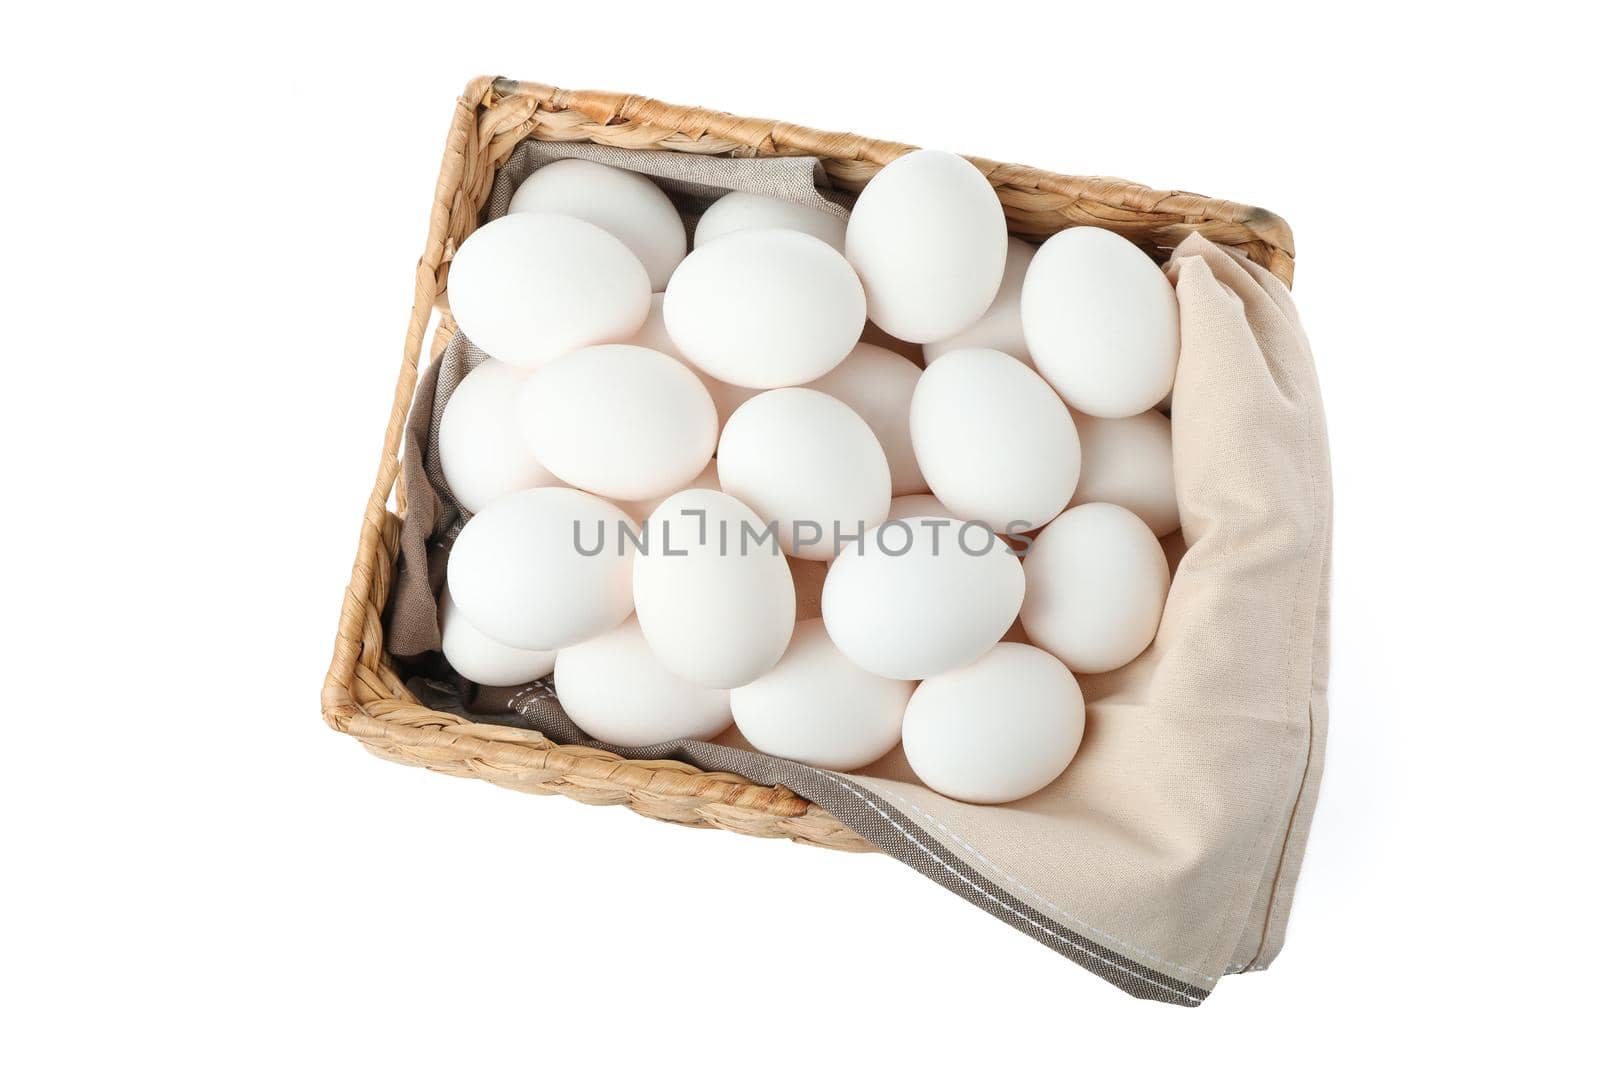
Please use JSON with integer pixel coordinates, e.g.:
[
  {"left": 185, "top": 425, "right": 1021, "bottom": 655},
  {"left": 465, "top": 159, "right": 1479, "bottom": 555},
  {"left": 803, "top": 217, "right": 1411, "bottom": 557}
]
[
  {"left": 447, "top": 213, "right": 651, "bottom": 368},
  {"left": 910, "top": 347, "right": 1080, "bottom": 533},
  {"left": 901, "top": 642, "right": 1085, "bottom": 804},
  {"left": 663, "top": 229, "right": 865, "bottom": 388},
  {"left": 1021, "top": 502, "right": 1170, "bottom": 674},
  {"left": 632, "top": 489, "right": 797, "bottom": 688},
  {"left": 508, "top": 159, "right": 686, "bottom": 291},
  {"left": 447, "top": 487, "right": 636, "bottom": 650},
  {"left": 694, "top": 191, "right": 848, "bottom": 254},
  {"left": 554, "top": 617, "right": 732, "bottom": 747},
  {"left": 617, "top": 458, "right": 719, "bottom": 525},
  {"left": 1020, "top": 226, "right": 1179, "bottom": 417},
  {"left": 845, "top": 149, "right": 1008, "bottom": 343},
  {"left": 439, "top": 590, "right": 556, "bottom": 687},
  {"left": 809, "top": 342, "right": 927, "bottom": 496},
  {"left": 924, "top": 236, "right": 1036, "bottom": 368},
  {"left": 437, "top": 358, "right": 561, "bottom": 513},
  {"left": 1069, "top": 410, "right": 1179, "bottom": 537},
  {"left": 717, "top": 389, "right": 891, "bottom": 561},
  {"left": 627, "top": 294, "right": 757, "bottom": 431},
  {"left": 821, "top": 517, "right": 1023, "bottom": 680},
  {"left": 886, "top": 494, "right": 956, "bottom": 524},
  {"left": 517, "top": 344, "right": 717, "bottom": 502},
  {"left": 731, "top": 619, "right": 911, "bottom": 771}
]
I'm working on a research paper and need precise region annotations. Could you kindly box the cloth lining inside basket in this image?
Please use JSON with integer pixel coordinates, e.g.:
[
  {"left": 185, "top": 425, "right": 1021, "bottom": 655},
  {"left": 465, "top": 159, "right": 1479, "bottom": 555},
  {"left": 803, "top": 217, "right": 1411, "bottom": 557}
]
[{"left": 383, "top": 142, "right": 1331, "bottom": 1006}]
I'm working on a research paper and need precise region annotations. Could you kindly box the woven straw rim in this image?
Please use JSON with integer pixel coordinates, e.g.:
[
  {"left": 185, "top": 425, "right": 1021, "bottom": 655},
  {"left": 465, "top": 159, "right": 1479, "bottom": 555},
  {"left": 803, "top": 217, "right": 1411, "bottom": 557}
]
[{"left": 320, "top": 76, "right": 1295, "bottom": 851}]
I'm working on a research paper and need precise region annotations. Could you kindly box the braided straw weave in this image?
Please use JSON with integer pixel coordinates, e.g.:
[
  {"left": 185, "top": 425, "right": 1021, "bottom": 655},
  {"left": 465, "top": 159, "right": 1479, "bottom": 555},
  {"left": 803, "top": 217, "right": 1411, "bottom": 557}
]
[{"left": 320, "top": 76, "right": 1295, "bottom": 852}]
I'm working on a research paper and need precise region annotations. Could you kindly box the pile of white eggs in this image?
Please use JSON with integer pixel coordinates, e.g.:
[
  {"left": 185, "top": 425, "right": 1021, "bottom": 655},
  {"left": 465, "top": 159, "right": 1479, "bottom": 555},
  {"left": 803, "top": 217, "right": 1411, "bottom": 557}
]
[{"left": 438, "top": 152, "right": 1181, "bottom": 805}]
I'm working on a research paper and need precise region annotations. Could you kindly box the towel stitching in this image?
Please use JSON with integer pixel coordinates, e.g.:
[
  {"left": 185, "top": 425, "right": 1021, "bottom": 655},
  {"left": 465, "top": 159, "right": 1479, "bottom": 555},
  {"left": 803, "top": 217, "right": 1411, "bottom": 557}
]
[
  {"left": 819, "top": 771, "right": 1203, "bottom": 1004},
  {"left": 868, "top": 782, "right": 1221, "bottom": 983}
]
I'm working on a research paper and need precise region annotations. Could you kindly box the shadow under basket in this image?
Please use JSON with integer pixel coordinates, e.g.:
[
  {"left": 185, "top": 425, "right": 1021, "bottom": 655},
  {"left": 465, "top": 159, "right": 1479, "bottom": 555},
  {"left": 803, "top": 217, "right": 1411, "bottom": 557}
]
[{"left": 322, "top": 76, "right": 1321, "bottom": 1005}]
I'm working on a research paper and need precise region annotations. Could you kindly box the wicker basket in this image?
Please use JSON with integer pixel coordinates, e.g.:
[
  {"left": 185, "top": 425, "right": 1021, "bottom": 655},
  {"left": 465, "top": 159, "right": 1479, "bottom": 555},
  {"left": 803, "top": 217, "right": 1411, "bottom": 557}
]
[{"left": 320, "top": 75, "right": 1295, "bottom": 854}]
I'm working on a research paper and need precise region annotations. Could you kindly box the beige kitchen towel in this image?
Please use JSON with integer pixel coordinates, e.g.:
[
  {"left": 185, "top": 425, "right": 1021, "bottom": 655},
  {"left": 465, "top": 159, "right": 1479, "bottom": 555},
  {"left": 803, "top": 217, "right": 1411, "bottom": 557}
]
[
  {"left": 387, "top": 147, "right": 1331, "bottom": 1005},
  {"left": 819, "top": 233, "right": 1332, "bottom": 997}
]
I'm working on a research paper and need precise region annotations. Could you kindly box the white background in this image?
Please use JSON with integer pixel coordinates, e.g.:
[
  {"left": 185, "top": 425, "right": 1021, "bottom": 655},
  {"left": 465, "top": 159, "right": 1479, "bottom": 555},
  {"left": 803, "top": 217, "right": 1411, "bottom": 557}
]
[{"left": 3, "top": 3, "right": 1595, "bottom": 1061}]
